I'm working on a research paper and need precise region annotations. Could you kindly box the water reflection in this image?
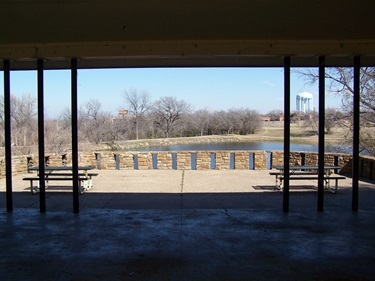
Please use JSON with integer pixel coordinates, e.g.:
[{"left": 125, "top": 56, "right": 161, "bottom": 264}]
[{"left": 128, "top": 142, "right": 319, "bottom": 152}]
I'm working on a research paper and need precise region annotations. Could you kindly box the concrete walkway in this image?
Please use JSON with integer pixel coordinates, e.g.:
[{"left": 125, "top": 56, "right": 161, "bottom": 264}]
[{"left": 1, "top": 170, "right": 375, "bottom": 280}]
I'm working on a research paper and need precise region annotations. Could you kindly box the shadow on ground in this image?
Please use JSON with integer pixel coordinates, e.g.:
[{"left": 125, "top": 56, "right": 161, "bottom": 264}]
[
  {"left": 1, "top": 188, "right": 375, "bottom": 281},
  {"left": 1, "top": 186, "right": 375, "bottom": 212}
]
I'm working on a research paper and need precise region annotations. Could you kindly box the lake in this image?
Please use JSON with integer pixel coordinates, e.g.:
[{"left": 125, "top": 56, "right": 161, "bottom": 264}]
[{"left": 127, "top": 141, "right": 320, "bottom": 152}]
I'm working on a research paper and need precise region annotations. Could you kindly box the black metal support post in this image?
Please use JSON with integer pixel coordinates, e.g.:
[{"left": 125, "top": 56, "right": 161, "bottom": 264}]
[
  {"left": 37, "top": 59, "right": 46, "bottom": 212},
  {"left": 4, "top": 60, "right": 13, "bottom": 212},
  {"left": 317, "top": 56, "right": 325, "bottom": 212},
  {"left": 71, "top": 58, "right": 79, "bottom": 213},
  {"left": 283, "top": 57, "right": 291, "bottom": 212},
  {"left": 352, "top": 56, "right": 360, "bottom": 211}
]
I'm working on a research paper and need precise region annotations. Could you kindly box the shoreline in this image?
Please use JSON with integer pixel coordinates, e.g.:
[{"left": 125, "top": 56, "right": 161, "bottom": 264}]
[{"left": 102, "top": 134, "right": 319, "bottom": 152}]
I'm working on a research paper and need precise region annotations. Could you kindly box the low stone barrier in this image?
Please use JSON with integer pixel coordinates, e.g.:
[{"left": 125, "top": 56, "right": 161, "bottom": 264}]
[{"left": 0, "top": 150, "right": 374, "bottom": 181}]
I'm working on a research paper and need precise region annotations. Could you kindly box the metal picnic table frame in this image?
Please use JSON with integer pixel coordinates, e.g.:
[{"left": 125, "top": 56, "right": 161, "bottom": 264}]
[
  {"left": 271, "top": 165, "right": 344, "bottom": 192},
  {"left": 25, "top": 166, "right": 97, "bottom": 194}
]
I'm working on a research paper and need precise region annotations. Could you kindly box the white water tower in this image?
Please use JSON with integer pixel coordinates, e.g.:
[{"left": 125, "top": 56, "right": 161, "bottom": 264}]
[{"left": 296, "top": 92, "right": 313, "bottom": 113}]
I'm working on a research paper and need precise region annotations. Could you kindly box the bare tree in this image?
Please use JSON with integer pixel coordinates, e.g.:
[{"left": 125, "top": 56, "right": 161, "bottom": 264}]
[
  {"left": 302, "top": 111, "right": 319, "bottom": 135},
  {"left": 123, "top": 89, "right": 152, "bottom": 140},
  {"left": 0, "top": 93, "right": 37, "bottom": 147},
  {"left": 60, "top": 105, "right": 87, "bottom": 143},
  {"left": 236, "top": 108, "right": 262, "bottom": 134},
  {"left": 325, "top": 108, "right": 344, "bottom": 133},
  {"left": 83, "top": 99, "right": 113, "bottom": 144},
  {"left": 208, "top": 110, "right": 233, "bottom": 135},
  {"left": 44, "top": 118, "right": 71, "bottom": 153},
  {"left": 192, "top": 108, "right": 212, "bottom": 136},
  {"left": 153, "top": 96, "right": 191, "bottom": 138},
  {"left": 297, "top": 67, "right": 375, "bottom": 155},
  {"left": 110, "top": 115, "right": 131, "bottom": 141},
  {"left": 60, "top": 99, "right": 114, "bottom": 144},
  {"left": 302, "top": 108, "right": 343, "bottom": 135}
]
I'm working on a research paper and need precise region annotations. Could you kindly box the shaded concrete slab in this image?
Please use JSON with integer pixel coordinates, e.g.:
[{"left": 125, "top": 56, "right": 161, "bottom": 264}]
[{"left": 1, "top": 207, "right": 374, "bottom": 281}]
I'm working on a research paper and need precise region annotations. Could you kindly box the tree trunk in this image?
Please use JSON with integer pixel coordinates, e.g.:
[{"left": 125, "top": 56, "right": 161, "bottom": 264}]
[{"left": 136, "top": 121, "right": 139, "bottom": 140}]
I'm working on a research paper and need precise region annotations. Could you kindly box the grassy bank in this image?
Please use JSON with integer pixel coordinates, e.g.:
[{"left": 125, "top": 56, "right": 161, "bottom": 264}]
[{"left": 106, "top": 122, "right": 347, "bottom": 151}]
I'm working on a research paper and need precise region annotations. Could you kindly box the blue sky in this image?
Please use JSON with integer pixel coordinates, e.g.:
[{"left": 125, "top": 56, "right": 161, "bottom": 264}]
[{"left": 1, "top": 67, "right": 341, "bottom": 118}]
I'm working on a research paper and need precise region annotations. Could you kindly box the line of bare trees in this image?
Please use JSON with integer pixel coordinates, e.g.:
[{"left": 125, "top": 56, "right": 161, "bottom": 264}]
[
  {"left": 0, "top": 91, "right": 263, "bottom": 154},
  {"left": 2, "top": 66, "right": 374, "bottom": 156},
  {"left": 297, "top": 67, "right": 375, "bottom": 156}
]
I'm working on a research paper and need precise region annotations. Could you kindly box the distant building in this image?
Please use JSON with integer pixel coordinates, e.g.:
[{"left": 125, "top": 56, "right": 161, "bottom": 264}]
[
  {"left": 261, "top": 115, "right": 284, "bottom": 122},
  {"left": 118, "top": 109, "right": 128, "bottom": 116},
  {"left": 296, "top": 92, "right": 313, "bottom": 113}
]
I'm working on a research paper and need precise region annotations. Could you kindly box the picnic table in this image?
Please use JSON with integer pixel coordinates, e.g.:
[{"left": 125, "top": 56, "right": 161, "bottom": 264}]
[
  {"left": 270, "top": 165, "right": 346, "bottom": 193},
  {"left": 24, "top": 166, "right": 98, "bottom": 194}
]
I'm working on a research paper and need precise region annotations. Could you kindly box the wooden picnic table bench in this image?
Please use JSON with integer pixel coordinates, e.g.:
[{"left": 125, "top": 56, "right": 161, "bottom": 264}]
[
  {"left": 24, "top": 166, "right": 98, "bottom": 195},
  {"left": 23, "top": 176, "right": 90, "bottom": 194},
  {"left": 270, "top": 165, "right": 346, "bottom": 193}
]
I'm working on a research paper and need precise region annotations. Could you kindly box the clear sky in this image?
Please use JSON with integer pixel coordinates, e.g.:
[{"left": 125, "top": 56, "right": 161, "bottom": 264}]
[{"left": 1, "top": 67, "right": 341, "bottom": 118}]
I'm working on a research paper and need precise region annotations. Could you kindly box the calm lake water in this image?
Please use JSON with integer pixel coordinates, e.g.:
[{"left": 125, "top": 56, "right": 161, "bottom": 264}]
[{"left": 128, "top": 142, "right": 320, "bottom": 152}]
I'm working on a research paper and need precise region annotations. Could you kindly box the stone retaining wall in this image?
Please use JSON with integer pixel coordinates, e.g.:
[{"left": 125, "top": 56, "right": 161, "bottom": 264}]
[{"left": 1, "top": 151, "right": 374, "bottom": 180}]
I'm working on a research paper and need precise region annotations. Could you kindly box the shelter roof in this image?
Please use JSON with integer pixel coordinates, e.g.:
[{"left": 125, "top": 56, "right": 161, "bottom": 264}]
[{"left": 1, "top": 0, "right": 375, "bottom": 69}]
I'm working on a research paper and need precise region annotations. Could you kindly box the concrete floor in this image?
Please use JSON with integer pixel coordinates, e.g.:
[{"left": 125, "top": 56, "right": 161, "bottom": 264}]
[{"left": 1, "top": 170, "right": 375, "bottom": 281}]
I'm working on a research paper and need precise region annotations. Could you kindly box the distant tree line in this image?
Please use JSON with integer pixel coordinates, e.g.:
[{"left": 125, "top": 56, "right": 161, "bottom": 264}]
[{"left": 0, "top": 90, "right": 263, "bottom": 154}]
